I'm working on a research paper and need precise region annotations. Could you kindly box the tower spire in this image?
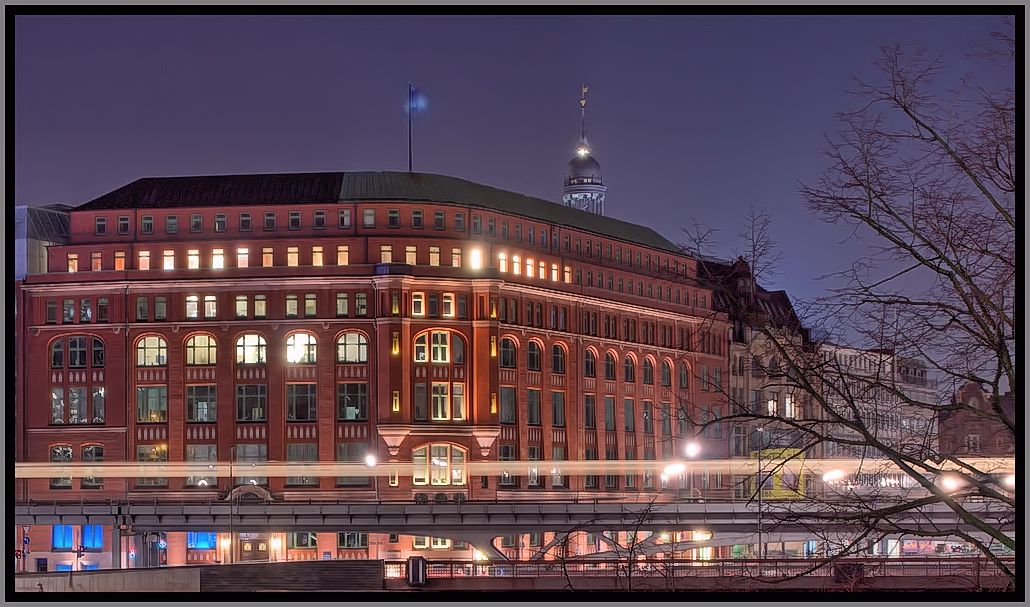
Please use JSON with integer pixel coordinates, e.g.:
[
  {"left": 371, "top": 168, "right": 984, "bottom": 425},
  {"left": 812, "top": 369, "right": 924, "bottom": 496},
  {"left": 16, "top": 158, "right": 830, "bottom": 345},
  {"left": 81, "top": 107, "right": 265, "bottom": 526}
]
[
  {"left": 578, "top": 84, "right": 589, "bottom": 151},
  {"left": 563, "top": 84, "right": 606, "bottom": 216}
]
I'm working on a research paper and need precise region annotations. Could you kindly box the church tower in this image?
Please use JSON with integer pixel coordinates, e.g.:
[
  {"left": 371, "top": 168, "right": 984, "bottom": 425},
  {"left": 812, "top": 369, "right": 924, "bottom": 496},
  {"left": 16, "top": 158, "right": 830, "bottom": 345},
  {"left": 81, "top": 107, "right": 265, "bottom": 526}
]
[{"left": 562, "top": 85, "right": 607, "bottom": 216}]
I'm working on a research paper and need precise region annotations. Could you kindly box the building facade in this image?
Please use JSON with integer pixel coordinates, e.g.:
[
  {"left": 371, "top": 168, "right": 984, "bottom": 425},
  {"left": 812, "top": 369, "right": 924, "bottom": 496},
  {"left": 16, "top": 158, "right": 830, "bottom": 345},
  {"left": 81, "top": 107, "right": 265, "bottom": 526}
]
[{"left": 14, "top": 171, "right": 732, "bottom": 569}]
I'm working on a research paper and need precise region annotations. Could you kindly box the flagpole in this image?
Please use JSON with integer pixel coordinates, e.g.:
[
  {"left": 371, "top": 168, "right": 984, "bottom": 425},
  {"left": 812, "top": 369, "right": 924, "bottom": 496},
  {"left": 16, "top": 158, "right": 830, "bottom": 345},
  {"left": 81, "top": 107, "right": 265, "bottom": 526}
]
[{"left": 408, "top": 83, "right": 413, "bottom": 172}]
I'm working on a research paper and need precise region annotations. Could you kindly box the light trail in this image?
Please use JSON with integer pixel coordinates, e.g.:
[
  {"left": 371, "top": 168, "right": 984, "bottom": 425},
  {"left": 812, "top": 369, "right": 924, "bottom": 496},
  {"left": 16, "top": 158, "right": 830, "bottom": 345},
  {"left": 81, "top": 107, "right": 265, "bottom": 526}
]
[{"left": 13, "top": 457, "right": 1015, "bottom": 479}]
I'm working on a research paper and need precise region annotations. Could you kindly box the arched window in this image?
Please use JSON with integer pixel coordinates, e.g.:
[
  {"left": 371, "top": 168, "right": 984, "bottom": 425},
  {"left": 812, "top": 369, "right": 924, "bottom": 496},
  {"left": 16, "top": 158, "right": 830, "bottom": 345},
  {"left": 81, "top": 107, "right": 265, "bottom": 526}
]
[
  {"left": 411, "top": 443, "right": 466, "bottom": 486},
  {"left": 414, "top": 334, "right": 428, "bottom": 363},
  {"left": 527, "top": 342, "right": 541, "bottom": 371},
  {"left": 500, "top": 338, "right": 517, "bottom": 368},
  {"left": 92, "top": 338, "right": 105, "bottom": 368},
  {"left": 552, "top": 345, "right": 566, "bottom": 375},
  {"left": 337, "top": 332, "right": 368, "bottom": 363},
  {"left": 642, "top": 359, "right": 655, "bottom": 385},
  {"left": 661, "top": 361, "right": 672, "bottom": 387},
  {"left": 185, "top": 335, "right": 217, "bottom": 366},
  {"left": 81, "top": 445, "right": 104, "bottom": 489},
  {"left": 51, "top": 340, "right": 64, "bottom": 368},
  {"left": 235, "top": 334, "right": 266, "bottom": 365},
  {"left": 451, "top": 334, "right": 465, "bottom": 365},
  {"left": 413, "top": 331, "right": 459, "bottom": 364},
  {"left": 136, "top": 336, "right": 168, "bottom": 367},
  {"left": 50, "top": 445, "right": 73, "bottom": 489},
  {"left": 584, "top": 349, "right": 596, "bottom": 377},
  {"left": 623, "top": 356, "right": 636, "bottom": 383},
  {"left": 679, "top": 363, "right": 690, "bottom": 390},
  {"left": 286, "top": 333, "right": 317, "bottom": 364},
  {"left": 604, "top": 352, "right": 616, "bottom": 380}
]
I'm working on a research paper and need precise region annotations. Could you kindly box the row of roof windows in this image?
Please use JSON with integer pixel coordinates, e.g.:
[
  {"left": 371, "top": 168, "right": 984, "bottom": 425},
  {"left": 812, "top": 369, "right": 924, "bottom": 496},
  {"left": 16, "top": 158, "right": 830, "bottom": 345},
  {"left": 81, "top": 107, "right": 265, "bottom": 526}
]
[{"left": 89, "top": 208, "right": 689, "bottom": 275}]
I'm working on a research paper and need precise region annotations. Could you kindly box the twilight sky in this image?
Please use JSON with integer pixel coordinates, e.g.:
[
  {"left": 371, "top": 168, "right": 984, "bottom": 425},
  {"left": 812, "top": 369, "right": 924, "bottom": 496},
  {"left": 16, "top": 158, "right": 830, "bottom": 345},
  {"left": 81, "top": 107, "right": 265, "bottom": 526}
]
[{"left": 13, "top": 14, "right": 1008, "bottom": 304}]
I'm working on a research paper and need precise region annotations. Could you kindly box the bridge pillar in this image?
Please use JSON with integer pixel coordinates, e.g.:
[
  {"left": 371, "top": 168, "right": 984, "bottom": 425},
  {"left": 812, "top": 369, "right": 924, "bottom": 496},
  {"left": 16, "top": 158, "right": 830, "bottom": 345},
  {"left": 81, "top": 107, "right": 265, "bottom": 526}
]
[
  {"left": 112, "top": 525, "right": 122, "bottom": 570},
  {"left": 166, "top": 532, "right": 187, "bottom": 566},
  {"left": 316, "top": 532, "right": 337, "bottom": 560}
]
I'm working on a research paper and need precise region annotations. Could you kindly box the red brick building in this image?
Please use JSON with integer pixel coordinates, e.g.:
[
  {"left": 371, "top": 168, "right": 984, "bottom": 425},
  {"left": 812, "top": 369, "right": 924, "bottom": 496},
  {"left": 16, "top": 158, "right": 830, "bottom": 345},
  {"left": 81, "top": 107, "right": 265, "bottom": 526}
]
[
  {"left": 939, "top": 382, "right": 1016, "bottom": 457},
  {"left": 14, "top": 171, "right": 731, "bottom": 568}
]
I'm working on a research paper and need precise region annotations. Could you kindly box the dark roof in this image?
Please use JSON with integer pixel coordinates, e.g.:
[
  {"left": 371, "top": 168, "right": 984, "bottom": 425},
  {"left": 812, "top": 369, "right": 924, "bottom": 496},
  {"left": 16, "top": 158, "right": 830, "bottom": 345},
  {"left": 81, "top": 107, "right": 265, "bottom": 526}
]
[
  {"left": 699, "top": 256, "right": 809, "bottom": 337},
  {"left": 19, "top": 205, "right": 70, "bottom": 242},
  {"left": 76, "top": 171, "right": 681, "bottom": 253}
]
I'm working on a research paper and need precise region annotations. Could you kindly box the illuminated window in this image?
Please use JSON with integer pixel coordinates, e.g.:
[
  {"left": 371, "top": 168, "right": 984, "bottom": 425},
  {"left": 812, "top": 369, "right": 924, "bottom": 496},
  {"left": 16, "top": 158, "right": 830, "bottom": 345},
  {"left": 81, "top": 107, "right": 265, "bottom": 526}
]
[
  {"left": 185, "top": 335, "right": 217, "bottom": 366},
  {"left": 564, "top": 266, "right": 571, "bottom": 283},
  {"left": 451, "top": 248, "right": 462, "bottom": 267},
  {"left": 785, "top": 393, "right": 797, "bottom": 419},
  {"left": 405, "top": 245, "right": 417, "bottom": 265},
  {"left": 381, "top": 245, "right": 392, "bottom": 263},
  {"left": 136, "top": 336, "right": 168, "bottom": 367},
  {"left": 114, "top": 251, "right": 126, "bottom": 271},
  {"left": 539, "top": 260, "right": 545, "bottom": 278},
  {"left": 429, "top": 246, "right": 440, "bottom": 266},
  {"left": 161, "top": 250, "right": 174, "bottom": 270},
  {"left": 185, "top": 295, "right": 200, "bottom": 319},
  {"left": 411, "top": 292, "right": 425, "bottom": 316},
  {"left": 187, "top": 249, "right": 200, "bottom": 269},
  {"left": 262, "top": 247, "right": 274, "bottom": 267},
  {"left": 336, "top": 293, "right": 349, "bottom": 317},
  {"left": 254, "top": 295, "right": 267, "bottom": 318},
  {"left": 237, "top": 247, "right": 249, "bottom": 268},
  {"left": 412, "top": 444, "right": 466, "bottom": 486},
  {"left": 498, "top": 252, "right": 508, "bottom": 272},
  {"left": 204, "top": 295, "right": 217, "bottom": 318},
  {"left": 442, "top": 293, "right": 455, "bottom": 318},
  {"left": 336, "top": 332, "right": 368, "bottom": 363},
  {"left": 235, "top": 295, "right": 248, "bottom": 318},
  {"left": 285, "top": 294, "right": 298, "bottom": 317},
  {"left": 287, "top": 246, "right": 299, "bottom": 267},
  {"left": 336, "top": 245, "right": 349, "bottom": 266},
  {"left": 469, "top": 248, "right": 483, "bottom": 269},
  {"left": 90, "top": 252, "right": 102, "bottom": 271},
  {"left": 286, "top": 333, "right": 317, "bottom": 364},
  {"left": 512, "top": 255, "right": 521, "bottom": 275},
  {"left": 212, "top": 248, "right": 224, "bottom": 269},
  {"left": 235, "top": 334, "right": 267, "bottom": 364},
  {"left": 312, "top": 246, "right": 323, "bottom": 267},
  {"left": 431, "top": 382, "right": 450, "bottom": 420},
  {"left": 66, "top": 253, "right": 79, "bottom": 273},
  {"left": 526, "top": 258, "right": 535, "bottom": 278},
  {"left": 431, "top": 331, "right": 450, "bottom": 363},
  {"left": 551, "top": 263, "right": 559, "bottom": 281},
  {"left": 414, "top": 334, "right": 428, "bottom": 363}
]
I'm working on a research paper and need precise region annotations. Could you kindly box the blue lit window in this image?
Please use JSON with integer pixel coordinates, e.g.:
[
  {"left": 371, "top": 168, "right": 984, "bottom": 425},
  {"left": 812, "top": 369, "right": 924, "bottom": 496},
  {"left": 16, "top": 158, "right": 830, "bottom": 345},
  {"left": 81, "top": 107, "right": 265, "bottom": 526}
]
[
  {"left": 56, "top": 564, "right": 73, "bottom": 571},
  {"left": 52, "top": 525, "right": 74, "bottom": 551},
  {"left": 82, "top": 525, "right": 103, "bottom": 550},
  {"left": 82, "top": 563, "right": 100, "bottom": 571},
  {"left": 187, "top": 532, "right": 217, "bottom": 550}
]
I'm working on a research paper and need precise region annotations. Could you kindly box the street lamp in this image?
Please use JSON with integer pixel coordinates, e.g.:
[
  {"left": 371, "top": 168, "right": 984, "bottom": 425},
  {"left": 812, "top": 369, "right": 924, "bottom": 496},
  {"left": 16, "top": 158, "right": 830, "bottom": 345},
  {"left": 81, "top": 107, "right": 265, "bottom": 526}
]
[
  {"left": 756, "top": 427, "right": 766, "bottom": 560},
  {"left": 684, "top": 442, "right": 701, "bottom": 459}
]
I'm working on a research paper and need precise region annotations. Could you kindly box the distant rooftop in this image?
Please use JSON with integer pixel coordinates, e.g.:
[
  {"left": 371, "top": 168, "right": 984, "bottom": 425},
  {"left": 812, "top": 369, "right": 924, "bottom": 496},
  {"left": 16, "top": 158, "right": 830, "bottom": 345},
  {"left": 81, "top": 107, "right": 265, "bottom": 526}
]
[{"left": 75, "top": 171, "right": 682, "bottom": 254}]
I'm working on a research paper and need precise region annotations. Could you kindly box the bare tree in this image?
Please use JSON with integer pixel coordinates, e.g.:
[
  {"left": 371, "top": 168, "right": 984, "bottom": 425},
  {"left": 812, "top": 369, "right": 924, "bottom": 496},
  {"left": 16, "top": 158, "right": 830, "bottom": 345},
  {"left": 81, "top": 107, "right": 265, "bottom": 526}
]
[{"left": 690, "top": 17, "right": 1015, "bottom": 585}]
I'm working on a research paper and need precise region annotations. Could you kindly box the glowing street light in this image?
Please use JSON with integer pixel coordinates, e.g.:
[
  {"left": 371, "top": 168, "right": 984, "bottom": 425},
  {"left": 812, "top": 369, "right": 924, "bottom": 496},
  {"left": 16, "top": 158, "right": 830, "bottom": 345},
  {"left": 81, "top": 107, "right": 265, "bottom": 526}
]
[
  {"left": 663, "top": 463, "right": 686, "bottom": 476},
  {"left": 1003, "top": 474, "right": 1015, "bottom": 487},
  {"left": 684, "top": 442, "right": 701, "bottom": 459},
  {"left": 941, "top": 476, "right": 962, "bottom": 491},
  {"left": 365, "top": 454, "right": 378, "bottom": 468},
  {"left": 822, "top": 469, "right": 846, "bottom": 483}
]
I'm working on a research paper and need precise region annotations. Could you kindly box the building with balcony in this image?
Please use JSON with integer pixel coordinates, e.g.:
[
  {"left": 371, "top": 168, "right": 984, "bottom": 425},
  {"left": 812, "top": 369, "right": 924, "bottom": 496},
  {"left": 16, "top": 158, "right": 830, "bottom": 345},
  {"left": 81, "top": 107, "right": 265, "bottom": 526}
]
[{"left": 13, "top": 170, "right": 732, "bottom": 570}]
